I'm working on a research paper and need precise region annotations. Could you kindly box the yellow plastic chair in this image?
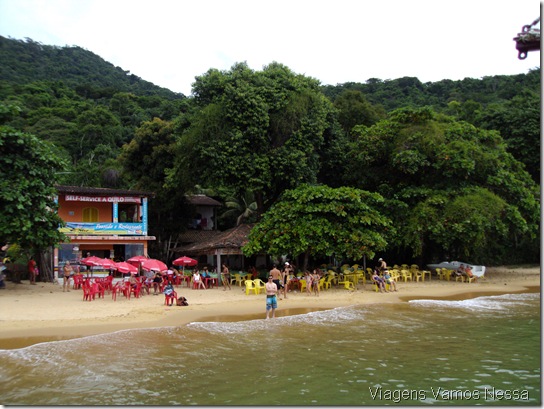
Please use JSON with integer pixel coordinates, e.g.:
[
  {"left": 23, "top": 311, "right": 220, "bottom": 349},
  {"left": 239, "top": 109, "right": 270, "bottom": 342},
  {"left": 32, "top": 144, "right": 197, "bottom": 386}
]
[
  {"left": 373, "top": 281, "right": 390, "bottom": 292},
  {"left": 465, "top": 274, "right": 476, "bottom": 283},
  {"left": 338, "top": 280, "right": 355, "bottom": 290},
  {"left": 356, "top": 272, "right": 366, "bottom": 285},
  {"left": 323, "top": 274, "right": 334, "bottom": 290},
  {"left": 299, "top": 279, "right": 307, "bottom": 293},
  {"left": 245, "top": 280, "right": 257, "bottom": 295},
  {"left": 327, "top": 270, "right": 339, "bottom": 285},
  {"left": 253, "top": 279, "right": 266, "bottom": 294},
  {"left": 400, "top": 269, "right": 412, "bottom": 282},
  {"left": 318, "top": 277, "right": 326, "bottom": 291},
  {"left": 390, "top": 269, "right": 401, "bottom": 282},
  {"left": 233, "top": 273, "right": 244, "bottom": 287},
  {"left": 421, "top": 270, "right": 431, "bottom": 281}
]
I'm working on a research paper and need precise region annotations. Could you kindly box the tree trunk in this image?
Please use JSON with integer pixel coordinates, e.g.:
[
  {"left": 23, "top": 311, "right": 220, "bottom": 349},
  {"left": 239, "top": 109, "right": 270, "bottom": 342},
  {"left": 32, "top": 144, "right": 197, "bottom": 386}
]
[{"left": 302, "top": 250, "right": 310, "bottom": 273}]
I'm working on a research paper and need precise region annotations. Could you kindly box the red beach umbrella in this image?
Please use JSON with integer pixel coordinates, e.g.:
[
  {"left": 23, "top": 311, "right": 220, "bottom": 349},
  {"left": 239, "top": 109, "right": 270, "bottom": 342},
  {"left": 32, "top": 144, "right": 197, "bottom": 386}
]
[
  {"left": 127, "top": 255, "right": 149, "bottom": 267},
  {"left": 115, "top": 261, "right": 139, "bottom": 274},
  {"left": 172, "top": 256, "right": 198, "bottom": 267},
  {"left": 95, "top": 258, "right": 116, "bottom": 269},
  {"left": 80, "top": 256, "right": 103, "bottom": 266},
  {"left": 141, "top": 259, "right": 168, "bottom": 272}
]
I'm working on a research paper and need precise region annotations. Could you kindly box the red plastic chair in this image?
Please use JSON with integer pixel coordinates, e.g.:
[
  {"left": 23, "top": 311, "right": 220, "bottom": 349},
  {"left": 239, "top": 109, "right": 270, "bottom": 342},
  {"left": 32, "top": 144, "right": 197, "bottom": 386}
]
[
  {"left": 93, "top": 282, "right": 105, "bottom": 299},
  {"left": 159, "top": 280, "right": 167, "bottom": 293},
  {"left": 121, "top": 281, "right": 132, "bottom": 299},
  {"left": 164, "top": 291, "right": 177, "bottom": 306},
  {"left": 72, "top": 274, "right": 83, "bottom": 290},
  {"left": 131, "top": 282, "right": 143, "bottom": 298},
  {"left": 142, "top": 279, "right": 152, "bottom": 295},
  {"left": 103, "top": 276, "right": 114, "bottom": 293},
  {"left": 82, "top": 281, "right": 97, "bottom": 301},
  {"left": 111, "top": 282, "right": 122, "bottom": 301}
]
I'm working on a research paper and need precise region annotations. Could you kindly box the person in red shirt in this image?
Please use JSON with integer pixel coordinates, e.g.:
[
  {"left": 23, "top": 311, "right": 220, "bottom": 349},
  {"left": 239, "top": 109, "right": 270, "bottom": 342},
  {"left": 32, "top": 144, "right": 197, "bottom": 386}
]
[{"left": 27, "top": 257, "right": 37, "bottom": 285}]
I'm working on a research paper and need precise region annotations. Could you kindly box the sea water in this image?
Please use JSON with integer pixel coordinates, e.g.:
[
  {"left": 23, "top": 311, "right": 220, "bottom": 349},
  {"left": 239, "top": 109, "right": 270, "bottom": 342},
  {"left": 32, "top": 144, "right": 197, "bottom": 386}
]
[{"left": 0, "top": 292, "right": 539, "bottom": 406}]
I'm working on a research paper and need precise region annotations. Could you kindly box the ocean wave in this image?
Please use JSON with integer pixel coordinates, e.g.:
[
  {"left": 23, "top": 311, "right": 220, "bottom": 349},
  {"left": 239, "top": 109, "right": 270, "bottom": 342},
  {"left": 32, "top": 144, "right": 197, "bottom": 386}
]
[
  {"left": 408, "top": 292, "right": 539, "bottom": 312},
  {"left": 187, "top": 305, "right": 364, "bottom": 334}
]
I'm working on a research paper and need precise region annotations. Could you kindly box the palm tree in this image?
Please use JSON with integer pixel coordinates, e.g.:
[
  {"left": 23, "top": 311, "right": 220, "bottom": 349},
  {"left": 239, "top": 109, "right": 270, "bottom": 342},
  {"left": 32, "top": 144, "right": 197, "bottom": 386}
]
[{"left": 222, "top": 191, "right": 258, "bottom": 226}]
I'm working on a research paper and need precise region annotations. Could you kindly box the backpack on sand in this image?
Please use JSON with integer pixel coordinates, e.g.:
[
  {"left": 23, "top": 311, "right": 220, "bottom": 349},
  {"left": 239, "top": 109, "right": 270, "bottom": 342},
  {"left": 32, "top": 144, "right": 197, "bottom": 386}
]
[{"left": 176, "top": 296, "right": 189, "bottom": 306}]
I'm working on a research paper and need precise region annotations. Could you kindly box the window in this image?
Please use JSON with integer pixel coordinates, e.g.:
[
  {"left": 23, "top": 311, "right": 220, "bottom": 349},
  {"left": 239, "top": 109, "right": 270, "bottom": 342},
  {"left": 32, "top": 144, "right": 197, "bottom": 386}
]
[{"left": 82, "top": 207, "right": 98, "bottom": 222}]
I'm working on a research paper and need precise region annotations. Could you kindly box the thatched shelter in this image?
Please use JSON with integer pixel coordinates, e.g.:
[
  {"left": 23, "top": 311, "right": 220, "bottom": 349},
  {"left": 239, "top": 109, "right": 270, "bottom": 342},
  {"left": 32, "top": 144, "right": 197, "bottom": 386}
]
[{"left": 173, "top": 224, "right": 255, "bottom": 270}]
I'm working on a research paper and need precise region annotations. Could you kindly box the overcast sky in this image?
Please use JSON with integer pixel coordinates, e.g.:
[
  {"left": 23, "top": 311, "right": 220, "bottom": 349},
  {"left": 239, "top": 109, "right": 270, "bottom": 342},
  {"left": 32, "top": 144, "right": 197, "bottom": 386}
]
[{"left": 0, "top": 0, "right": 540, "bottom": 95}]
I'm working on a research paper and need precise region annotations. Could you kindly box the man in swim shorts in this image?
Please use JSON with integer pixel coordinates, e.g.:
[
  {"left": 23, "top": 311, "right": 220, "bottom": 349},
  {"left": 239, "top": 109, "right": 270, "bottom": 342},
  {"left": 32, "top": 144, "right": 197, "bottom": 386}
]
[{"left": 265, "top": 274, "right": 278, "bottom": 319}]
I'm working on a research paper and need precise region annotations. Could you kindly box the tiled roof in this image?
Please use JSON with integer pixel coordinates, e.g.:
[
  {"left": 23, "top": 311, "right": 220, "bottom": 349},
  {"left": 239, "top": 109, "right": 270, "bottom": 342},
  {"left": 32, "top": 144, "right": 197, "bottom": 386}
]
[
  {"left": 186, "top": 194, "right": 222, "bottom": 207},
  {"left": 178, "top": 229, "right": 224, "bottom": 244},
  {"left": 173, "top": 224, "right": 254, "bottom": 255},
  {"left": 56, "top": 185, "right": 155, "bottom": 197}
]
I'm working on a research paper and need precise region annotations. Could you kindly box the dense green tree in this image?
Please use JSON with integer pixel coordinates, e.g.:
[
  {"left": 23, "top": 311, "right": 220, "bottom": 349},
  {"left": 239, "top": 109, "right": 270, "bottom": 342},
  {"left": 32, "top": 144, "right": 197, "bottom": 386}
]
[
  {"left": 346, "top": 107, "right": 540, "bottom": 264},
  {"left": 119, "top": 118, "right": 192, "bottom": 261},
  {"left": 332, "top": 89, "right": 385, "bottom": 138},
  {"left": 74, "top": 106, "right": 123, "bottom": 158},
  {"left": 174, "top": 62, "right": 335, "bottom": 214},
  {"left": 243, "top": 184, "right": 393, "bottom": 271},
  {"left": 0, "top": 103, "right": 67, "bottom": 279},
  {"left": 475, "top": 89, "right": 540, "bottom": 183}
]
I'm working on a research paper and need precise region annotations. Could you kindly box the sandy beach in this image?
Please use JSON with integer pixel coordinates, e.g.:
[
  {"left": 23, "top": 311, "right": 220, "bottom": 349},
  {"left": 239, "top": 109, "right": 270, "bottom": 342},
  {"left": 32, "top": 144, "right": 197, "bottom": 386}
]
[{"left": 0, "top": 266, "right": 539, "bottom": 349}]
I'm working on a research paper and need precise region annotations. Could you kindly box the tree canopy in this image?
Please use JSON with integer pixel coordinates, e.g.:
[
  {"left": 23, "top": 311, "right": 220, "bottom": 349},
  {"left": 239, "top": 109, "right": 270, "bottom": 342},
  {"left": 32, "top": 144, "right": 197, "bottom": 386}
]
[
  {"left": 243, "top": 184, "right": 393, "bottom": 271},
  {"left": 345, "top": 107, "right": 540, "bottom": 264},
  {"left": 0, "top": 104, "right": 67, "bottom": 252},
  {"left": 172, "top": 62, "right": 336, "bottom": 214}
]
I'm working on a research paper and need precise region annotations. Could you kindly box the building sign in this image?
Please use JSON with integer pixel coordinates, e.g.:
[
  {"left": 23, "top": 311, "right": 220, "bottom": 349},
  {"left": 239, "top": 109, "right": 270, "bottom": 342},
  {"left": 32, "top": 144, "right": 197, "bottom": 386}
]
[
  {"left": 142, "top": 198, "right": 148, "bottom": 236},
  {"left": 65, "top": 195, "right": 142, "bottom": 204},
  {"left": 60, "top": 222, "right": 145, "bottom": 235}
]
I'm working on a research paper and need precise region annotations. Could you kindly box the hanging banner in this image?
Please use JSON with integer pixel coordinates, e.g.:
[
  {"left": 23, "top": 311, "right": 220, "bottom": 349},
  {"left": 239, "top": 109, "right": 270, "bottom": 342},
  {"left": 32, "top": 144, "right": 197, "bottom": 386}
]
[
  {"left": 60, "top": 222, "right": 145, "bottom": 235},
  {"left": 65, "top": 195, "right": 142, "bottom": 204},
  {"left": 142, "top": 198, "right": 148, "bottom": 236}
]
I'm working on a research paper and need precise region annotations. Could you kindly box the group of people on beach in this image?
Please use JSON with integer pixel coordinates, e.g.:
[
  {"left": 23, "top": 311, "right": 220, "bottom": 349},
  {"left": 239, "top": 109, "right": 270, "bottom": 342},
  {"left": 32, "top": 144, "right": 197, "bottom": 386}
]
[
  {"left": 454, "top": 263, "right": 476, "bottom": 281},
  {"left": 371, "top": 258, "right": 399, "bottom": 293},
  {"left": 58, "top": 255, "right": 404, "bottom": 319},
  {"left": 265, "top": 262, "right": 328, "bottom": 318}
]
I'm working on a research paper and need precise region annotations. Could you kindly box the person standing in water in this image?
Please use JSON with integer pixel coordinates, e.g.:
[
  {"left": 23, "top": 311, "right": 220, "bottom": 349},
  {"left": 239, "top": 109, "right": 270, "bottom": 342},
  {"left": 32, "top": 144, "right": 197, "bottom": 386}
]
[{"left": 265, "top": 274, "right": 278, "bottom": 319}]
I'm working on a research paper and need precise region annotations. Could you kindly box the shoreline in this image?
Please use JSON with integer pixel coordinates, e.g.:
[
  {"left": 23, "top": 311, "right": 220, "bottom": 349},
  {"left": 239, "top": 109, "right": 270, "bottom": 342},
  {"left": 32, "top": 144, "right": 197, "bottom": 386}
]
[{"left": 0, "top": 265, "right": 539, "bottom": 349}]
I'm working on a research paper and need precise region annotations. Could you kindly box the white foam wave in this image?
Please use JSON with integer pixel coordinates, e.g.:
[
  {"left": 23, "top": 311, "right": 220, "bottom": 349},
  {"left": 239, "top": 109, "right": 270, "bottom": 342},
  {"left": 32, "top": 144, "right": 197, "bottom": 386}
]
[
  {"left": 188, "top": 305, "right": 364, "bottom": 334},
  {"left": 409, "top": 292, "right": 539, "bottom": 312}
]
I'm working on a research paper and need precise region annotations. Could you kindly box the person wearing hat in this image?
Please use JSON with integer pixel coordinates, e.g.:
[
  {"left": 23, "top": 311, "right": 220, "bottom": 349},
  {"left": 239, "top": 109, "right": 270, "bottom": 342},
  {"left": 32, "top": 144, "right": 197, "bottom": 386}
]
[
  {"left": 281, "top": 262, "right": 293, "bottom": 299},
  {"left": 265, "top": 274, "right": 278, "bottom": 319},
  {"left": 377, "top": 258, "right": 388, "bottom": 273}
]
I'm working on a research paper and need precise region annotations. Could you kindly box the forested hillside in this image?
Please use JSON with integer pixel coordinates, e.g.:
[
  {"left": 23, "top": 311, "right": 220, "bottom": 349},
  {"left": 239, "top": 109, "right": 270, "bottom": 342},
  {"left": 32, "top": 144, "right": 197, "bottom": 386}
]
[
  {"left": 0, "top": 36, "right": 184, "bottom": 99},
  {"left": 1, "top": 37, "right": 540, "bottom": 266}
]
